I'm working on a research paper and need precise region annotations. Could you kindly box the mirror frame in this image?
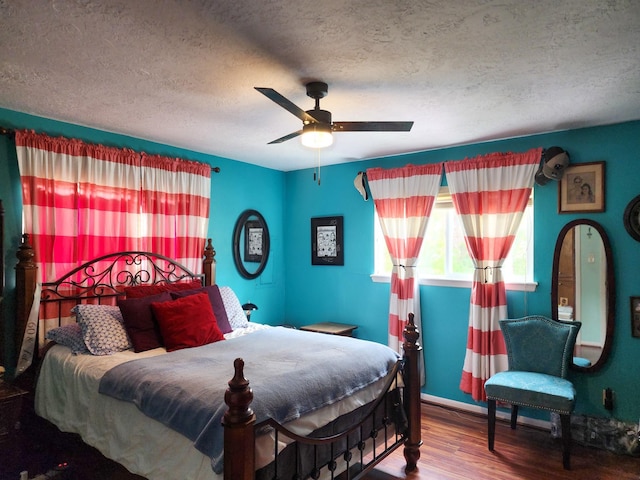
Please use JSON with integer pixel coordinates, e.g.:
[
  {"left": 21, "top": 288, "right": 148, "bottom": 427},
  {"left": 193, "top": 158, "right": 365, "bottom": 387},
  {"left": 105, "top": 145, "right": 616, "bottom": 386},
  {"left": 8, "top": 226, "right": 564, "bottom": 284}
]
[
  {"left": 232, "top": 209, "right": 270, "bottom": 280},
  {"left": 551, "top": 219, "right": 615, "bottom": 373}
]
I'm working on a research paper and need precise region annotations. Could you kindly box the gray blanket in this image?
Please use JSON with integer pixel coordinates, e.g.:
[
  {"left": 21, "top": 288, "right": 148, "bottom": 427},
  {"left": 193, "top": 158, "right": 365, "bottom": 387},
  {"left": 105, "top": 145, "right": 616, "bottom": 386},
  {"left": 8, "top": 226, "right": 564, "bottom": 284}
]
[{"left": 98, "top": 326, "right": 399, "bottom": 474}]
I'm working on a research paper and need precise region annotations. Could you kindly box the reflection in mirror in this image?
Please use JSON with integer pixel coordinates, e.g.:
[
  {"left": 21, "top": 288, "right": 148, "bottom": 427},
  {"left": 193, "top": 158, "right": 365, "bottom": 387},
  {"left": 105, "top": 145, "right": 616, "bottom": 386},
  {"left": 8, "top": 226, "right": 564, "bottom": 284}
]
[
  {"left": 233, "top": 210, "right": 270, "bottom": 279},
  {"left": 552, "top": 219, "right": 615, "bottom": 372}
]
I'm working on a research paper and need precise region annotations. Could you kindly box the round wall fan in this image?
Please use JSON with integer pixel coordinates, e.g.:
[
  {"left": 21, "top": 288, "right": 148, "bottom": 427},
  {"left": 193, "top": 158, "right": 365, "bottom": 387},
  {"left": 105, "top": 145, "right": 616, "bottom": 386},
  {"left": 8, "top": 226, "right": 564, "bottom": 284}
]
[{"left": 255, "top": 82, "right": 414, "bottom": 148}]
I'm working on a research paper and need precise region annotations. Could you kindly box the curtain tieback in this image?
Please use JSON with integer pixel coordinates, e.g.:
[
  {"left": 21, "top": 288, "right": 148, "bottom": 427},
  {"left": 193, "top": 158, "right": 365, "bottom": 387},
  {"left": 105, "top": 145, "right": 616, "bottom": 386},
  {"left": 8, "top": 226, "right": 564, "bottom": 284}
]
[
  {"left": 393, "top": 264, "right": 415, "bottom": 270},
  {"left": 475, "top": 265, "right": 501, "bottom": 283}
]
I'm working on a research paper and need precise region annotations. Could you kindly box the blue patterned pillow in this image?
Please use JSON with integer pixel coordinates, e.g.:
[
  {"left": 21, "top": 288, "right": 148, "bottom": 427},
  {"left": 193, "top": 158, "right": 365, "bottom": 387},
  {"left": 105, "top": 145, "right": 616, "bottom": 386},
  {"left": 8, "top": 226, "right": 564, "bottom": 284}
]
[
  {"left": 72, "top": 304, "right": 132, "bottom": 355},
  {"left": 45, "top": 323, "right": 89, "bottom": 354}
]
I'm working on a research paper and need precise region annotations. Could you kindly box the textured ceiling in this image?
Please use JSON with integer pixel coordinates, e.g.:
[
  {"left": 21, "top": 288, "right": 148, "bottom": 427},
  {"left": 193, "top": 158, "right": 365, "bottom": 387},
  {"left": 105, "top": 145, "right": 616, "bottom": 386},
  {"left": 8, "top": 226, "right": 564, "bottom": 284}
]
[{"left": 1, "top": 0, "right": 639, "bottom": 171}]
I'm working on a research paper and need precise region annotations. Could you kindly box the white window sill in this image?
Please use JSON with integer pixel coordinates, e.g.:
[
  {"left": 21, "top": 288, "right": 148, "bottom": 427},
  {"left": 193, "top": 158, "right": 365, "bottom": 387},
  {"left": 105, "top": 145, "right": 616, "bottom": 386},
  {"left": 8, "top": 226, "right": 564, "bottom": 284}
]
[{"left": 370, "top": 274, "right": 538, "bottom": 292}]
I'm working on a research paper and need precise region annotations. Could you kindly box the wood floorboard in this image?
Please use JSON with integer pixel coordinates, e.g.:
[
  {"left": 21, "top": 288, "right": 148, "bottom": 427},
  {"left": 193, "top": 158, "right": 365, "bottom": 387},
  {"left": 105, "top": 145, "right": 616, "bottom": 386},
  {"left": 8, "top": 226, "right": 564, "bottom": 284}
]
[
  {"left": 2, "top": 401, "right": 638, "bottom": 479},
  {"left": 364, "top": 403, "right": 640, "bottom": 480}
]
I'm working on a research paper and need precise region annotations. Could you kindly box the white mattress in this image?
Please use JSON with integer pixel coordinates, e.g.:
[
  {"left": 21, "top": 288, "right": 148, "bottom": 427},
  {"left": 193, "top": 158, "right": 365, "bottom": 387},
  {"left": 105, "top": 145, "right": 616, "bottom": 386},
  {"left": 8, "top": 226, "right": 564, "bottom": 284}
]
[{"left": 35, "top": 324, "right": 393, "bottom": 480}]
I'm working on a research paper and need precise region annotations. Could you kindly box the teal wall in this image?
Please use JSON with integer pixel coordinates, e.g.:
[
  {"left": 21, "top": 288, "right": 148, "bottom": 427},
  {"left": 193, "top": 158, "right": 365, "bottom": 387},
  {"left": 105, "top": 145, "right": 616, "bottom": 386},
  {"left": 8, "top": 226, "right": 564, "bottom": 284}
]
[
  {"left": 284, "top": 121, "right": 640, "bottom": 423},
  {"left": 1, "top": 106, "right": 639, "bottom": 424}
]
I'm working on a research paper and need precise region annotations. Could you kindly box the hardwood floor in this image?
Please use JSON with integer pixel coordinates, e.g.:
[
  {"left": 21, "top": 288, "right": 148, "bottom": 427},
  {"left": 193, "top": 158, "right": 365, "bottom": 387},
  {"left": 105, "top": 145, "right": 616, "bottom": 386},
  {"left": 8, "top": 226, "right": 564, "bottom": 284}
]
[
  {"left": 364, "top": 402, "right": 639, "bottom": 480},
  {"left": 2, "top": 401, "right": 638, "bottom": 480}
]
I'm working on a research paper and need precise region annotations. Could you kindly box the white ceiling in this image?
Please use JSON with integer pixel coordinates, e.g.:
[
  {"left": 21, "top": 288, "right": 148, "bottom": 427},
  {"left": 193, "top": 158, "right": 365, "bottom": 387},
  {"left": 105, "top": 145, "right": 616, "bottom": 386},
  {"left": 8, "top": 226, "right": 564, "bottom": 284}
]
[{"left": 1, "top": 1, "right": 639, "bottom": 171}]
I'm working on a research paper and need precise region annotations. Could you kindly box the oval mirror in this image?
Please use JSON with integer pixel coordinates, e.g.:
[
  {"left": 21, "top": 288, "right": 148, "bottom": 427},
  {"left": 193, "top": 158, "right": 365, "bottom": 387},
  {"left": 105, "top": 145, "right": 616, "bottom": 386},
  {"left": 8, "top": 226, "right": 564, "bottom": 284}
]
[
  {"left": 551, "top": 219, "right": 615, "bottom": 372},
  {"left": 232, "top": 209, "right": 270, "bottom": 279}
]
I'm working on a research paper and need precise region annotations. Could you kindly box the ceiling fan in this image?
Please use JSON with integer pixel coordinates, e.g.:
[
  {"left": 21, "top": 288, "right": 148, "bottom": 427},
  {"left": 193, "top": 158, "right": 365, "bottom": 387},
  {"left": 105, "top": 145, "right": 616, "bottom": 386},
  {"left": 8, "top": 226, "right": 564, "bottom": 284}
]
[{"left": 255, "top": 82, "right": 414, "bottom": 148}]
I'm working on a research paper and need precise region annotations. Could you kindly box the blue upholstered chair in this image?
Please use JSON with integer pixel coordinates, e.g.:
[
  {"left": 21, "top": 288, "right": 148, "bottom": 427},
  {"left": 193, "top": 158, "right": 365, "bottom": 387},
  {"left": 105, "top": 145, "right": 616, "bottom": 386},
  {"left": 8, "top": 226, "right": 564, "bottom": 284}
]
[{"left": 484, "top": 315, "right": 581, "bottom": 470}]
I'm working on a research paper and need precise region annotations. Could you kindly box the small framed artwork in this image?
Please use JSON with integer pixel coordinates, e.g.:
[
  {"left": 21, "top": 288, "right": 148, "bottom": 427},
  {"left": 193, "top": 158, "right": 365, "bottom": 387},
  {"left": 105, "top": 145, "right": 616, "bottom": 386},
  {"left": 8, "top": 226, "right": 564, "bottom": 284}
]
[
  {"left": 311, "top": 216, "right": 344, "bottom": 266},
  {"left": 244, "top": 219, "right": 264, "bottom": 263},
  {"left": 630, "top": 296, "right": 640, "bottom": 338},
  {"left": 558, "top": 161, "right": 605, "bottom": 213}
]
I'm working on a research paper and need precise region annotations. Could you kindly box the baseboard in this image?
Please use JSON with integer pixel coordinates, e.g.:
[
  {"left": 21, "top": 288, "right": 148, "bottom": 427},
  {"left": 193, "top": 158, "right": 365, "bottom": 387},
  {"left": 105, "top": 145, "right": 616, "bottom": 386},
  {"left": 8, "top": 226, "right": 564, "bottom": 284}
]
[{"left": 420, "top": 393, "right": 551, "bottom": 431}]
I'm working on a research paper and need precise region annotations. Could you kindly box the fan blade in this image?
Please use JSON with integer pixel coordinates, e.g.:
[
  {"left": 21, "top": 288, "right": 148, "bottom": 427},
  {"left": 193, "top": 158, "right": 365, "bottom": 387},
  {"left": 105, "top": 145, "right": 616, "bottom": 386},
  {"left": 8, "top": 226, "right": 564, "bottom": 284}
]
[
  {"left": 268, "top": 130, "right": 303, "bottom": 144},
  {"left": 333, "top": 121, "right": 414, "bottom": 132},
  {"left": 255, "top": 87, "right": 318, "bottom": 123}
]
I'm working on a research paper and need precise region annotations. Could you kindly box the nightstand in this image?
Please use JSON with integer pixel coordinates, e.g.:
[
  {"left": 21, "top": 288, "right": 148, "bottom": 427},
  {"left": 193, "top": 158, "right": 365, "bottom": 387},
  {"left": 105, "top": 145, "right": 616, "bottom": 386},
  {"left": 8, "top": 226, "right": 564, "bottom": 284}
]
[
  {"left": 300, "top": 322, "right": 358, "bottom": 337},
  {"left": 0, "top": 380, "right": 27, "bottom": 444}
]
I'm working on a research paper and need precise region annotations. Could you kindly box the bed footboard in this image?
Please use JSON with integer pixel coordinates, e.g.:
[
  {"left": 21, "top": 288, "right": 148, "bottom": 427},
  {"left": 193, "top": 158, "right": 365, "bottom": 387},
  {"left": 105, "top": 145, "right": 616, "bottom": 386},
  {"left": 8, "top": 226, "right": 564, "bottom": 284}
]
[{"left": 223, "top": 314, "right": 422, "bottom": 479}]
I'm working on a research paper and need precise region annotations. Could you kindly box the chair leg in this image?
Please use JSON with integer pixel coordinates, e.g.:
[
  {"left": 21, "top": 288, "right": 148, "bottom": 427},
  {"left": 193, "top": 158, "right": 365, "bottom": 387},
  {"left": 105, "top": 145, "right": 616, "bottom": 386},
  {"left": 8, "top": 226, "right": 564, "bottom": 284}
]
[
  {"left": 487, "top": 399, "right": 496, "bottom": 451},
  {"left": 510, "top": 404, "right": 519, "bottom": 429},
  {"left": 560, "top": 413, "right": 572, "bottom": 470}
]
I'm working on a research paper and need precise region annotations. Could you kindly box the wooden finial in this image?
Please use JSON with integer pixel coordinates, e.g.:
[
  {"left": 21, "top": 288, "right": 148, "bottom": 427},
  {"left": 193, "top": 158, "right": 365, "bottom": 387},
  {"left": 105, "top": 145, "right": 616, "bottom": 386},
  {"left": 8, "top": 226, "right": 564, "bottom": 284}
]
[
  {"left": 403, "top": 312, "right": 420, "bottom": 350},
  {"left": 16, "top": 234, "right": 36, "bottom": 268},
  {"left": 203, "top": 238, "right": 216, "bottom": 286},
  {"left": 223, "top": 358, "right": 254, "bottom": 424}
]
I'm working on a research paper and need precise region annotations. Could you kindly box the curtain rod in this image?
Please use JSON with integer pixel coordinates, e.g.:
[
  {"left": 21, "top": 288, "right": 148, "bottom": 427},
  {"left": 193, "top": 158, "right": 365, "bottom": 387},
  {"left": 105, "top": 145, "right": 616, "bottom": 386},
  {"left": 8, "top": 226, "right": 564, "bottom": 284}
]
[
  {"left": 0, "top": 126, "right": 15, "bottom": 137},
  {"left": 0, "top": 126, "right": 220, "bottom": 173}
]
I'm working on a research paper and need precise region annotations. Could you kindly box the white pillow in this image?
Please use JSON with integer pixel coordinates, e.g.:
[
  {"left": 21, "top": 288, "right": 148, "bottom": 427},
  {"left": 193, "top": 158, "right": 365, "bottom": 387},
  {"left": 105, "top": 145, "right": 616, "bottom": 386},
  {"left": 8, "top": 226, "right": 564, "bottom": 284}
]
[
  {"left": 72, "top": 304, "right": 132, "bottom": 355},
  {"left": 219, "top": 286, "right": 249, "bottom": 330}
]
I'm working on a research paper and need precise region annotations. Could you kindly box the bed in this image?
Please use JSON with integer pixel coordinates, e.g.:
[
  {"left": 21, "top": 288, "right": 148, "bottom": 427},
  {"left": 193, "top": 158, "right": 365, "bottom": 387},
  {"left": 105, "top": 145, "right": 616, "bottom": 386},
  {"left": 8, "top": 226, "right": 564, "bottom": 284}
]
[{"left": 14, "top": 236, "right": 422, "bottom": 480}]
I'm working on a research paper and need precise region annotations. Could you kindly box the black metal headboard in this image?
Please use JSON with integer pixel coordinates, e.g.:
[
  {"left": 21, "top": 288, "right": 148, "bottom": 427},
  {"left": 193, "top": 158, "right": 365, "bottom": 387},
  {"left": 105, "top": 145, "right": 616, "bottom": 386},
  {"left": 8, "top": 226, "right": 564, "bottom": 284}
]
[
  {"left": 40, "top": 251, "right": 205, "bottom": 304},
  {"left": 14, "top": 237, "right": 215, "bottom": 375}
]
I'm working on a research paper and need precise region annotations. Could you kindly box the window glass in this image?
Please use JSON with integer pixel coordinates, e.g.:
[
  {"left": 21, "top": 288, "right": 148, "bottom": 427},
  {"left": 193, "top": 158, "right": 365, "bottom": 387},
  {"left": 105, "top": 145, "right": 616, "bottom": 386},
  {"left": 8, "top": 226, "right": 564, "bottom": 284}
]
[{"left": 374, "top": 187, "right": 534, "bottom": 284}]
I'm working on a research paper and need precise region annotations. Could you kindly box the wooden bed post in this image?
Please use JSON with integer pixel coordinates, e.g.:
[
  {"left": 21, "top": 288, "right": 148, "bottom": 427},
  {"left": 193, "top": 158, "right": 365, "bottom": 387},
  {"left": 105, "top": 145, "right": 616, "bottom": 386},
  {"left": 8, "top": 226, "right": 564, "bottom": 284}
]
[
  {"left": 14, "top": 234, "right": 37, "bottom": 370},
  {"left": 223, "top": 358, "right": 256, "bottom": 480},
  {"left": 203, "top": 238, "right": 216, "bottom": 287},
  {"left": 402, "top": 312, "right": 422, "bottom": 472}
]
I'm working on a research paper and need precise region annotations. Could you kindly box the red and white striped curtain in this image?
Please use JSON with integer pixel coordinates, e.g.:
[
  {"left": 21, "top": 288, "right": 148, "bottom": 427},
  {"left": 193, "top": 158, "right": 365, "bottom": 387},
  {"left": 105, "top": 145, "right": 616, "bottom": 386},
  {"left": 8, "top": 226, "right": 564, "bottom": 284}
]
[
  {"left": 140, "top": 153, "right": 211, "bottom": 273},
  {"left": 16, "top": 131, "right": 210, "bottom": 282},
  {"left": 367, "top": 163, "right": 443, "bottom": 354},
  {"left": 444, "top": 148, "right": 541, "bottom": 401},
  {"left": 16, "top": 131, "right": 142, "bottom": 281},
  {"left": 15, "top": 130, "right": 211, "bottom": 358}
]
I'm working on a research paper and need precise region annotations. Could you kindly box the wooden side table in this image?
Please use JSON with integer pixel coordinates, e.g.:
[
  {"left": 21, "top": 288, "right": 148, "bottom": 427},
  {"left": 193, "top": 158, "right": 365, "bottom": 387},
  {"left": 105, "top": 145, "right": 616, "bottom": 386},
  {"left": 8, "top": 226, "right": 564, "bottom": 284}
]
[
  {"left": 0, "top": 380, "right": 27, "bottom": 443},
  {"left": 300, "top": 322, "right": 358, "bottom": 337}
]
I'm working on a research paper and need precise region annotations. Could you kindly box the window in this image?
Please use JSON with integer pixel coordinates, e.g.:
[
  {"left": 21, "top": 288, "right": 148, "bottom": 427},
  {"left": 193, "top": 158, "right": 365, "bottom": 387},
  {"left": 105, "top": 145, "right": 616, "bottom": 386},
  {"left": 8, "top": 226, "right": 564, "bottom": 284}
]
[{"left": 373, "top": 186, "right": 535, "bottom": 290}]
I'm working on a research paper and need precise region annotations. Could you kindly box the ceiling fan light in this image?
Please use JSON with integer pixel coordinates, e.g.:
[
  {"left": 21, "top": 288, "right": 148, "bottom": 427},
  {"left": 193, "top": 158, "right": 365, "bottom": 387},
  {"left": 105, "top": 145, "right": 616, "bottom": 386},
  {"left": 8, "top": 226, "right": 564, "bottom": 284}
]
[{"left": 301, "top": 123, "right": 333, "bottom": 148}]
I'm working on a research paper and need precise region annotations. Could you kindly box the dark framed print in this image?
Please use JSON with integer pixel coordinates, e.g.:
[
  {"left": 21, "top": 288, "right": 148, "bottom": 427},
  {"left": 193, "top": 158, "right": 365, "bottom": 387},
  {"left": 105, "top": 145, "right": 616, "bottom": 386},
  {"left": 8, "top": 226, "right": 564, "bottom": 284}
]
[
  {"left": 244, "top": 220, "right": 263, "bottom": 263},
  {"left": 631, "top": 296, "right": 640, "bottom": 338},
  {"left": 559, "top": 161, "right": 605, "bottom": 213},
  {"left": 311, "top": 216, "right": 344, "bottom": 266}
]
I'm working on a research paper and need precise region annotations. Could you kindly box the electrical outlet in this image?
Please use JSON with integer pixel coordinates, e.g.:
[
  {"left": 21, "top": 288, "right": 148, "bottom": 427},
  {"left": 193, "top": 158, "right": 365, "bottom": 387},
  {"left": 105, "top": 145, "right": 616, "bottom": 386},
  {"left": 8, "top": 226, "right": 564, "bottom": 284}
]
[{"left": 603, "top": 387, "right": 614, "bottom": 410}]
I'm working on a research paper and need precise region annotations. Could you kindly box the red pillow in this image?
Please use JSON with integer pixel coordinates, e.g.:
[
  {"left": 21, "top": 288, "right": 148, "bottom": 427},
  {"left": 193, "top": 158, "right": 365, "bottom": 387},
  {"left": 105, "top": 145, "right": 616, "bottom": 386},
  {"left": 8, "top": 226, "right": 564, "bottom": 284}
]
[
  {"left": 170, "top": 285, "right": 232, "bottom": 334},
  {"left": 150, "top": 292, "right": 224, "bottom": 351},
  {"left": 124, "top": 279, "right": 202, "bottom": 299}
]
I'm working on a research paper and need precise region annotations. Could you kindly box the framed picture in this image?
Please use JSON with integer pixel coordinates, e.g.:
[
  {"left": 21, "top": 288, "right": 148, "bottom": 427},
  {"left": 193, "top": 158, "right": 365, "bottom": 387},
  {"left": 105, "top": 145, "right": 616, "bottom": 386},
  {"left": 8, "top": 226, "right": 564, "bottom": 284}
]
[
  {"left": 558, "top": 161, "right": 605, "bottom": 213},
  {"left": 243, "top": 219, "right": 264, "bottom": 263},
  {"left": 311, "top": 216, "right": 344, "bottom": 266},
  {"left": 630, "top": 296, "right": 640, "bottom": 338}
]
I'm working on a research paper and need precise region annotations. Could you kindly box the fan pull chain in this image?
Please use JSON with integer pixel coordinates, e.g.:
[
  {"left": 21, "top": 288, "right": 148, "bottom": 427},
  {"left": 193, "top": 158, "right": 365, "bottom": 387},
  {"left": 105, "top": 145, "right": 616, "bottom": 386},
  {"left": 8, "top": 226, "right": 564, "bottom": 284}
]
[{"left": 313, "top": 149, "right": 321, "bottom": 185}]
